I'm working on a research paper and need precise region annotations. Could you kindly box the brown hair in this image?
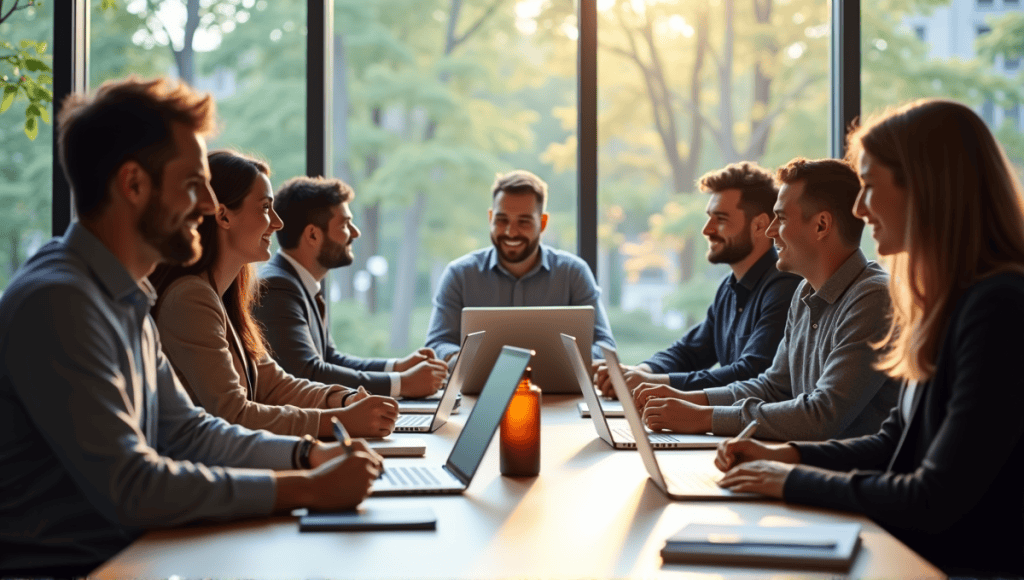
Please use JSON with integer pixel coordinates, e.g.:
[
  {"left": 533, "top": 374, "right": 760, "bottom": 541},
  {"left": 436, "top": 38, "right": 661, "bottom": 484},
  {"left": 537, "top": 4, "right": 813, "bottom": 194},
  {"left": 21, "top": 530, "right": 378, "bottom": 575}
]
[
  {"left": 274, "top": 176, "right": 354, "bottom": 250},
  {"left": 151, "top": 150, "right": 271, "bottom": 363},
  {"left": 776, "top": 157, "right": 864, "bottom": 247},
  {"left": 698, "top": 162, "right": 778, "bottom": 221},
  {"left": 848, "top": 99, "right": 1024, "bottom": 381},
  {"left": 491, "top": 169, "right": 548, "bottom": 212},
  {"left": 57, "top": 76, "right": 216, "bottom": 219}
]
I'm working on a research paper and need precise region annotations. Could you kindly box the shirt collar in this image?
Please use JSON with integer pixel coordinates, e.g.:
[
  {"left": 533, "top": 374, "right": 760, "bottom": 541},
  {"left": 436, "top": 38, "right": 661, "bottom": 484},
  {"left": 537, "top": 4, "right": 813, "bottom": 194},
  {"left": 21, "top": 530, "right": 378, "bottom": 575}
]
[
  {"left": 64, "top": 222, "right": 156, "bottom": 307},
  {"left": 484, "top": 243, "right": 552, "bottom": 277},
  {"left": 733, "top": 247, "right": 780, "bottom": 291},
  {"left": 278, "top": 250, "right": 322, "bottom": 297},
  {"left": 807, "top": 249, "right": 869, "bottom": 305}
]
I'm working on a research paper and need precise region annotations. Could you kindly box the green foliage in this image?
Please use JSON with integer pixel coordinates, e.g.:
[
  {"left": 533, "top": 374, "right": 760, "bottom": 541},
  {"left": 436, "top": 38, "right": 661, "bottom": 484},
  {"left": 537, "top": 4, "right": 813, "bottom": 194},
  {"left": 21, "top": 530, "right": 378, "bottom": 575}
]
[
  {"left": 0, "top": 35, "right": 52, "bottom": 140},
  {"left": 977, "top": 12, "right": 1024, "bottom": 62}
]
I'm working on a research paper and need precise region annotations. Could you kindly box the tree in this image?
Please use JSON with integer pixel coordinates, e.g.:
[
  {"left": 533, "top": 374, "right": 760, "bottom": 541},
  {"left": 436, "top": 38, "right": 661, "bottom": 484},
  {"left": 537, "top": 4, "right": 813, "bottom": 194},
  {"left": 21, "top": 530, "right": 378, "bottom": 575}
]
[{"left": 0, "top": 0, "right": 53, "bottom": 140}]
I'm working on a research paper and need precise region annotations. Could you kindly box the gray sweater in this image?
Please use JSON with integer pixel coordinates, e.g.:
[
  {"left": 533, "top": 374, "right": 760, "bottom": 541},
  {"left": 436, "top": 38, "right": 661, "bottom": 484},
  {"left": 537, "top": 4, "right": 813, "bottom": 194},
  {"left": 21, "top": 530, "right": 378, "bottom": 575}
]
[{"left": 704, "top": 250, "right": 899, "bottom": 441}]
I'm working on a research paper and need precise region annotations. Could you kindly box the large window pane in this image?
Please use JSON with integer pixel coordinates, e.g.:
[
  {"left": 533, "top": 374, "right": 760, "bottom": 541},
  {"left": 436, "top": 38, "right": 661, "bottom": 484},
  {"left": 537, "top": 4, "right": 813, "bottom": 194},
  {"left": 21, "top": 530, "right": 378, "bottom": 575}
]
[
  {"left": 861, "top": 0, "right": 1024, "bottom": 181},
  {"left": 596, "top": 1, "right": 831, "bottom": 364},
  {"left": 91, "top": 0, "right": 307, "bottom": 193},
  {"left": 329, "top": 0, "right": 578, "bottom": 357},
  {"left": 0, "top": 1, "right": 53, "bottom": 292}
]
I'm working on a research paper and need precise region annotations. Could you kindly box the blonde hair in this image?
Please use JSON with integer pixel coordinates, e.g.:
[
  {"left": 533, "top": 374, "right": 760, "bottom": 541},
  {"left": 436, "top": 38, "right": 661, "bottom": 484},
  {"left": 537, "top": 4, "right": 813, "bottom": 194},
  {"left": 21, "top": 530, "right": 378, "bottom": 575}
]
[{"left": 847, "top": 99, "right": 1024, "bottom": 381}]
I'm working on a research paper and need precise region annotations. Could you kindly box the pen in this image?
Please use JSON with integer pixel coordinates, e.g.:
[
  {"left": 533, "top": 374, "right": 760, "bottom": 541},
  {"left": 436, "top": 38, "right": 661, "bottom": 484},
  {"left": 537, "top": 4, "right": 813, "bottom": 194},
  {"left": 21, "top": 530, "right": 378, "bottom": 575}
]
[
  {"left": 331, "top": 416, "right": 353, "bottom": 459},
  {"left": 733, "top": 420, "right": 759, "bottom": 441}
]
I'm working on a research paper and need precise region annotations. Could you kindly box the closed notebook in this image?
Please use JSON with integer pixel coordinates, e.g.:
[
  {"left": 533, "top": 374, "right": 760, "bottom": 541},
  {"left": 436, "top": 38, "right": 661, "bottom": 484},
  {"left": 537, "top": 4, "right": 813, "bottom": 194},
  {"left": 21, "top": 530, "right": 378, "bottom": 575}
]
[
  {"left": 300, "top": 507, "right": 437, "bottom": 532},
  {"left": 661, "top": 523, "right": 861, "bottom": 570}
]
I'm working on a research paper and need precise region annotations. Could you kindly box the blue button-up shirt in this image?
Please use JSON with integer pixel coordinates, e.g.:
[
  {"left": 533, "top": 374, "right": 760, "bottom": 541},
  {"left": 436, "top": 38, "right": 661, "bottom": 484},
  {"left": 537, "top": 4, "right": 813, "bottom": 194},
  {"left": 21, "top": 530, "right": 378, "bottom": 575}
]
[
  {"left": 425, "top": 244, "right": 616, "bottom": 361},
  {"left": 0, "top": 223, "right": 296, "bottom": 573},
  {"left": 643, "top": 248, "right": 802, "bottom": 391}
]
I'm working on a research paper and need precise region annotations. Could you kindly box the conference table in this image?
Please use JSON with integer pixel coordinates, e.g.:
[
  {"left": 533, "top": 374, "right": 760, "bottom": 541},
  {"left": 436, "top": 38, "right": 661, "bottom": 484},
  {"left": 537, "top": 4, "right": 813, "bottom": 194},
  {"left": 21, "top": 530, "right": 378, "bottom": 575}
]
[{"left": 92, "top": 395, "right": 944, "bottom": 579}]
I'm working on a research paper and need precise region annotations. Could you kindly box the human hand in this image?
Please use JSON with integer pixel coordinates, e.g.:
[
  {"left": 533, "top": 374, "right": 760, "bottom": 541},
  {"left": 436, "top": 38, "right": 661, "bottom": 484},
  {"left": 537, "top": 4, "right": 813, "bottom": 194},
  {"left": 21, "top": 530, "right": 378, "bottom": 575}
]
[
  {"left": 641, "top": 397, "right": 713, "bottom": 434},
  {"left": 716, "top": 460, "right": 794, "bottom": 499},
  {"left": 622, "top": 367, "right": 669, "bottom": 391},
  {"left": 305, "top": 440, "right": 383, "bottom": 510},
  {"left": 309, "top": 437, "right": 384, "bottom": 469},
  {"left": 334, "top": 390, "right": 399, "bottom": 437},
  {"left": 593, "top": 363, "right": 634, "bottom": 398},
  {"left": 715, "top": 439, "right": 800, "bottom": 472},
  {"left": 394, "top": 347, "right": 440, "bottom": 373},
  {"left": 633, "top": 383, "right": 687, "bottom": 410},
  {"left": 399, "top": 358, "right": 448, "bottom": 398}
]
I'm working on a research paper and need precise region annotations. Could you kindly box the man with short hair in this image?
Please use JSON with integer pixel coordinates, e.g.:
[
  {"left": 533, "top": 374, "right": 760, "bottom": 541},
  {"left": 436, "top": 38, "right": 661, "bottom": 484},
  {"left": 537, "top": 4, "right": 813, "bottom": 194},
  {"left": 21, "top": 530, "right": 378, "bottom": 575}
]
[
  {"left": 255, "top": 176, "right": 448, "bottom": 398},
  {"left": 425, "top": 169, "right": 615, "bottom": 361},
  {"left": 636, "top": 158, "right": 898, "bottom": 441},
  {"left": 0, "top": 77, "right": 381, "bottom": 575},
  {"left": 594, "top": 162, "right": 801, "bottom": 397}
]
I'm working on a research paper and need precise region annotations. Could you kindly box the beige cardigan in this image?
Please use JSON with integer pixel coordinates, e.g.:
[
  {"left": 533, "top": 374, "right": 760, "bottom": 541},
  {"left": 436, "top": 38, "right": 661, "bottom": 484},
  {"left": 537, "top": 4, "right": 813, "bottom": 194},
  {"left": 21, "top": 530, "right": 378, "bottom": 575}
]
[{"left": 155, "top": 274, "right": 347, "bottom": 436}]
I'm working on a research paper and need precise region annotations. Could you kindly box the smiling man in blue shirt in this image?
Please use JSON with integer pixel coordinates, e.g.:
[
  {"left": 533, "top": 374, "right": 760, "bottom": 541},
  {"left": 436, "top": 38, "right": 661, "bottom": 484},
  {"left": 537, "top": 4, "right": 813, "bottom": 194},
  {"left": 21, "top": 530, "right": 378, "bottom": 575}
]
[
  {"left": 425, "top": 170, "right": 615, "bottom": 361},
  {"left": 594, "top": 162, "right": 801, "bottom": 398}
]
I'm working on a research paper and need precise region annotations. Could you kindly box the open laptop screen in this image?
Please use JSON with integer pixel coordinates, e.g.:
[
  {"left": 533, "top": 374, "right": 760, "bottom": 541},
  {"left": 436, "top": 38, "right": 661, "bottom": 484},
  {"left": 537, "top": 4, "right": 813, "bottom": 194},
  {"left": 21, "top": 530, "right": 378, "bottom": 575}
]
[{"left": 446, "top": 346, "right": 532, "bottom": 483}]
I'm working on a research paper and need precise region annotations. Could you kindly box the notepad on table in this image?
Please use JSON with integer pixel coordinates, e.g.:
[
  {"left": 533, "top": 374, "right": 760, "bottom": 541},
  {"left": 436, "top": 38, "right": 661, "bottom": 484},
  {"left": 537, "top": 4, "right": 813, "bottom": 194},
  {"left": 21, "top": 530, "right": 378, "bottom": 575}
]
[{"left": 661, "top": 522, "right": 861, "bottom": 570}]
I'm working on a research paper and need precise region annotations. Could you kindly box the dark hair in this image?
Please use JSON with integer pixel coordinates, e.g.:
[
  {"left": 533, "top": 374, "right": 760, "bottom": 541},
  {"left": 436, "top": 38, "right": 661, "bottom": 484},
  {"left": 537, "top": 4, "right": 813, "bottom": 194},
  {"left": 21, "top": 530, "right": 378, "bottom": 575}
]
[
  {"left": 151, "top": 150, "right": 270, "bottom": 363},
  {"left": 273, "top": 176, "right": 354, "bottom": 250},
  {"left": 776, "top": 157, "right": 865, "bottom": 247},
  {"left": 698, "top": 162, "right": 778, "bottom": 221},
  {"left": 491, "top": 169, "right": 548, "bottom": 212},
  {"left": 57, "top": 76, "right": 216, "bottom": 219}
]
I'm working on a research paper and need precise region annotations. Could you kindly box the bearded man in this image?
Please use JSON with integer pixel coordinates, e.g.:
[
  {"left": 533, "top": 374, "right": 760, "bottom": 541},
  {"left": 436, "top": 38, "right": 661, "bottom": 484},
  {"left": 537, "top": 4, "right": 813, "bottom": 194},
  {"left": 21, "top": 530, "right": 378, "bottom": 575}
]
[{"left": 256, "top": 176, "right": 448, "bottom": 399}]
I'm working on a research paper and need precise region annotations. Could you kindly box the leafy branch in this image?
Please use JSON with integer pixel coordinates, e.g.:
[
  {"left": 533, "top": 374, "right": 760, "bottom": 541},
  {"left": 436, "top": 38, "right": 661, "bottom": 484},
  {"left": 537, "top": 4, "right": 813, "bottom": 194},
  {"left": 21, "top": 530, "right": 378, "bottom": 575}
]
[{"left": 0, "top": 0, "right": 51, "bottom": 140}]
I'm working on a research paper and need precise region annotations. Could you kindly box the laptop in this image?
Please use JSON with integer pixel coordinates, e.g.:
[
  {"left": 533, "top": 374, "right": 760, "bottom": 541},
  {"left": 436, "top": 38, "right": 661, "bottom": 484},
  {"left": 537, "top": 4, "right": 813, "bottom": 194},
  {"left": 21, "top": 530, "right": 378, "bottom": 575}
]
[
  {"left": 371, "top": 346, "right": 532, "bottom": 496},
  {"left": 561, "top": 334, "right": 726, "bottom": 450},
  {"left": 394, "top": 331, "right": 483, "bottom": 433},
  {"left": 603, "top": 346, "right": 759, "bottom": 500},
  {"left": 459, "top": 305, "right": 593, "bottom": 395}
]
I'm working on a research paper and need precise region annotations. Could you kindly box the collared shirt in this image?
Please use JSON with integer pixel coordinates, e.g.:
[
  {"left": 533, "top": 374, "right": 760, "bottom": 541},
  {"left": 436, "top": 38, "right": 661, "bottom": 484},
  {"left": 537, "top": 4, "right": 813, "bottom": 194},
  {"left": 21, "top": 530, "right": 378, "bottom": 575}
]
[
  {"left": 703, "top": 249, "right": 899, "bottom": 440},
  {"left": 643, "top": 248, "right": 801, "bottom": 390},
  {"left": 0, "top": 223, "right": 296, "bottom": 572},
  {"left": 425, "top": 244, "right": 616, "bottom": 361},
  {"left": 277, "top": 251, "right": 399, "bottom": 395}
]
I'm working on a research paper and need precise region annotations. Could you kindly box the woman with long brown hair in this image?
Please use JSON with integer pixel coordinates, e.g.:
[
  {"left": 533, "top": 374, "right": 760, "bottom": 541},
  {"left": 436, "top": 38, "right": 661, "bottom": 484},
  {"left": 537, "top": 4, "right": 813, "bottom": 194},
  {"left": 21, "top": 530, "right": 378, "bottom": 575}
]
[
  {"left": 713, "top": 99, "right": 1024, "bottom": 576},
  {"left": 152, "top": 150, "right": 398, "bottom": 438}
]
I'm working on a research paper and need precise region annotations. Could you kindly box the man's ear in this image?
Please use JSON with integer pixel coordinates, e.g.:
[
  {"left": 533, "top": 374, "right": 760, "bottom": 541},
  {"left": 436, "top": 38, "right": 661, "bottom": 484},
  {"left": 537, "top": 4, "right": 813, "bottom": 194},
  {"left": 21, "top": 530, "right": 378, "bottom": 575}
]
[
  {"left": 750, "top": 212, "right": 770, "bottom": 236},
  {"left": 816, "top": 212, "right": 833, "bottom": 240},
  {"left": 114, "top": 161, "right": 152, "bottom": 210},
  {"left": 303, "top": 223, "right": 320, "bottom": 246},
  {"left": 487, "top": 208, "right": 494, "bottom": 224},
  {"left": 540, "top": 212, "right": 549, "bottom": 232}
]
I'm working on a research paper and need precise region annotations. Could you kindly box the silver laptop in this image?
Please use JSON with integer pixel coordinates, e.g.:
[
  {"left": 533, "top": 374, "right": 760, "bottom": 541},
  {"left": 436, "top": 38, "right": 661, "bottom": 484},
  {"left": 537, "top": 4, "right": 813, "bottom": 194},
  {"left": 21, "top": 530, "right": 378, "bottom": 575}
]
[
  {"left": 459, "top": 305, "right": 593, "bottom": 395},
  {"left": 603, "top": 346, "right": 759, "bottom": 500},
  {"left": 561, "top": 334, "right": 726, "bottom": 450},
  {"left": 371, "top": 346, "right": 532, "bottom": 496},
  {"left": 394, "top": 331, "right": 483, "bottom": 433}
]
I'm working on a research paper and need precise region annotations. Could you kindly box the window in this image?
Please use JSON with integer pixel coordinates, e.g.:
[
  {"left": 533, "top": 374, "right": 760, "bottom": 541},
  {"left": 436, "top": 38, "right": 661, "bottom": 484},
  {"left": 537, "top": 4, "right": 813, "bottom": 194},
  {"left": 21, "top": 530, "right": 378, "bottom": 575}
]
[
  {"left": 0, "top": 1, "right": 53, "bottom": 293},
  {"left": 327, "top": 0, "right": 578, "bottom": 356},
  {"left": 596, "top": 2, "right": 831, "bottom": 363},
  {"left": 914, "top": 25, "right": 927, "bottom": 41},
  {"left": 977, "top": 0, "right": 995, "bottom": 8}
]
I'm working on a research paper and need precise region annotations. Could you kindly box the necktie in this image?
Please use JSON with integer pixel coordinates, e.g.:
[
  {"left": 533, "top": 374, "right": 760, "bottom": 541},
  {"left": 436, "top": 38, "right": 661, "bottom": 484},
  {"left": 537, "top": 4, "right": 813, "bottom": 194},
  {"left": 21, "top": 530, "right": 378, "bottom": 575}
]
[{"left": 315, "top": 290, "right": 327, "bottom": 323}]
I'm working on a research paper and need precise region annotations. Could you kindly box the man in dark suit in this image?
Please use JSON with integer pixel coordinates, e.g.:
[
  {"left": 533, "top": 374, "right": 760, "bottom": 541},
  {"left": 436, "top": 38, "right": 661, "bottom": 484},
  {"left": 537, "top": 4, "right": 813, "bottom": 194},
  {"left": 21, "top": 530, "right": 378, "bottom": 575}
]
[{"left": 255, "top": 176, "right": 447, "bottom": 398}]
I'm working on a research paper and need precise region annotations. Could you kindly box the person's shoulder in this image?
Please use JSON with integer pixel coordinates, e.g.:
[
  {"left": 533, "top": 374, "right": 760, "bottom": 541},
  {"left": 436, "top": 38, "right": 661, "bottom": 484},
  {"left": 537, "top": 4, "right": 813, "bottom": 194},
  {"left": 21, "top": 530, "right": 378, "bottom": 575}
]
[
  {"left": 848, "top": 260, "right": 891, "bottom": 298},
  {"left": 544, "top": 245, "right": 590, "bottom": 271},
  {"left": 0, "top": 239, "right": 91, "bottom": 309},
  {"left": 962, "top": 270, "right": 1024, "bottom": 307},
  {"left": 158, "top": 274, "right": 218, "bottom": 311},
  {"left": 446, "top": 247, "right": 493, "bottom": 272}
]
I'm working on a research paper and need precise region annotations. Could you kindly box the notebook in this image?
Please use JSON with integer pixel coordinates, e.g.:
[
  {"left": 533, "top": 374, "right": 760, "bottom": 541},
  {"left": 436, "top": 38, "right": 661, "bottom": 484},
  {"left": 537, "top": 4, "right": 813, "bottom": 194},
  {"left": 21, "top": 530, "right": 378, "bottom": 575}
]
[
  {"left": 299, "top": 507, "right": 437, "bottom": 532},
  {"left": 459, "top": 306, "right": 593, "bottom": 394},
  {"left": 562, "top": 334, "right": 726, "bottom": 450},
  {"left": 371, "top": 345, "right": 532, "bottom": 496},
  {"left": 394, "top": 331, "right": 483, "bottom": 433},
  {"left": 603, "top": 346, "right": 759, "bottom": 500},
  {"left": 661, "top": 522, "right": 861, "bottom": 570}
]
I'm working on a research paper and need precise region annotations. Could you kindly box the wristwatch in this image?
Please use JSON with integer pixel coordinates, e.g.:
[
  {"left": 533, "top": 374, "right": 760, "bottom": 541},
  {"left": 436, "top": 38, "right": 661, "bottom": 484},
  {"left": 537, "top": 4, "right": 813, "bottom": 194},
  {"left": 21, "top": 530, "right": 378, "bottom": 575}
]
[{"left": 293, "top": 434, "right": 319, "bottom": 469}]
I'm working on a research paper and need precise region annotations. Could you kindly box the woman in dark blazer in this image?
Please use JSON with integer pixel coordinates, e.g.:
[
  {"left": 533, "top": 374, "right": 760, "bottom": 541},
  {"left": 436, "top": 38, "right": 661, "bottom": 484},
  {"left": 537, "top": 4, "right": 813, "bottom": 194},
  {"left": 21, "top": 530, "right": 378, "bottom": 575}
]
[{"left": 714, "top": 99, "right": 1024, "bottom": 577}]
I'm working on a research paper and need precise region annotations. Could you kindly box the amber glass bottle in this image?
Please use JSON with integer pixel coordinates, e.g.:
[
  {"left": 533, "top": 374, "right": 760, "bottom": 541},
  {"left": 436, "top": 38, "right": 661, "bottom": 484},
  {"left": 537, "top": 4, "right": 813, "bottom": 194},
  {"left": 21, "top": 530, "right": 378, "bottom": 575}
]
[{"left": 499, "top": 367, "right": 541, "bottom": 476}]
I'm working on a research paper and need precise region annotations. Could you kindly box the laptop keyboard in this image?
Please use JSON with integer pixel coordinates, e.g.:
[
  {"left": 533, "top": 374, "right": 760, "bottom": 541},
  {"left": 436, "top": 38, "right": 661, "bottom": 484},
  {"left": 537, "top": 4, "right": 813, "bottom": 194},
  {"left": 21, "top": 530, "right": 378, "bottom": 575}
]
[
  {"left": 381, "top": 465, "right": 445, "bottom": 487},
  {"left": 611, "top": 427, "right": 680, "bottom": 444},
  {"left": 666, "top": 470, "right": 723, "bottom": 493},
  {"left": 396, "top": 414, "right": 431, "bottom": 428}
]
